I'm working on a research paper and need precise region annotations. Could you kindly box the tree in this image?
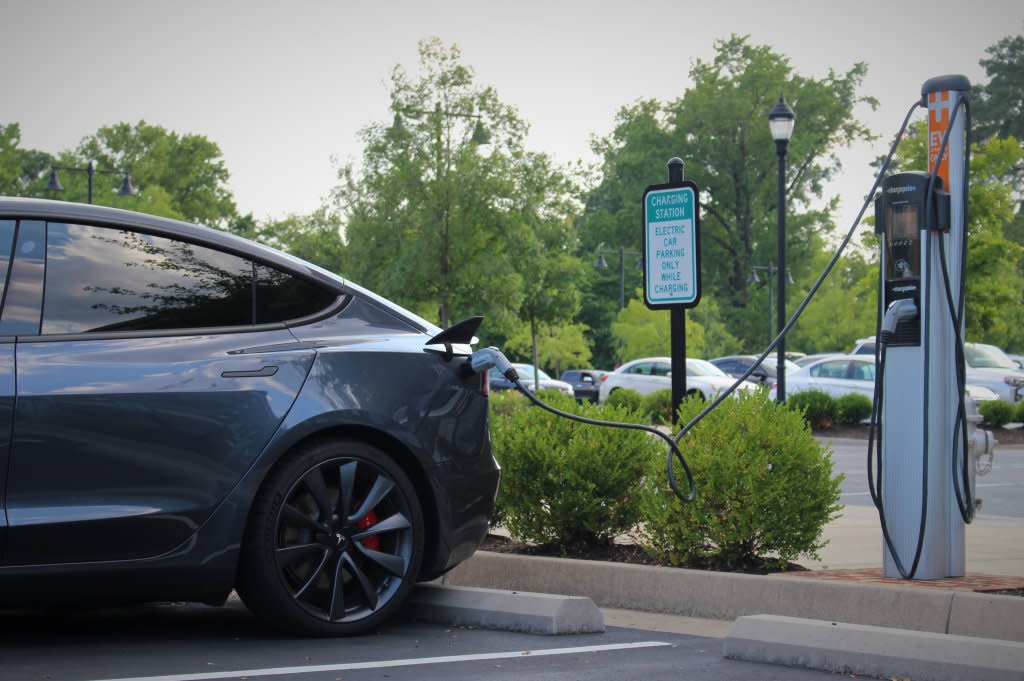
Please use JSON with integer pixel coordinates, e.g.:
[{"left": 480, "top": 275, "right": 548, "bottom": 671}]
[
  {"left": 335, "top": 38, "right": 580, "bottom": 344},
  {"left": 579, "top": 35, "right": 876, "bottom": 358},
  {"left": 974, "top": 30, "right": 1024, "bottom": 142},
  {"left": 68, "top": 121, "right": 237, "bottom": 226},
  {"left": 0, "top": 122, "right": 54, "bottom": 196},
  {"left": 245, "top": 208, "right": 346, "bottom": 275}
]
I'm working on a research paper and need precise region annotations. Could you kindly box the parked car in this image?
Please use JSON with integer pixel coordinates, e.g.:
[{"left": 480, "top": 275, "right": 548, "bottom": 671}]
[
  {"left": 852, "top": 337, "right": 1024, "bottom": 403},
  {"left": 0, "top": 197, "right": 500, "bottom": 636},
  {"left": 490, "top": 363, "right": 574, "bottom": 397},
  {"left": 773, "top": 354, "right": 877, "bottom": 401},
  {"left": 794, "top": 352, "right": 845, "bottom": 368},
  {"left": 963, "top": 342, "right": 1024, "bottom": 403},
  {"left": 560, "top": 369, "right": 608, "bottom": 403},
  {"left": 709, "top": 354, "right": 801, "bottom": 385},
  {"left": 598, "top": 356, "right": 757, "bottom": 403},
  {"left": 778, "top": 352, "right": 1003, "bottom": 405}
]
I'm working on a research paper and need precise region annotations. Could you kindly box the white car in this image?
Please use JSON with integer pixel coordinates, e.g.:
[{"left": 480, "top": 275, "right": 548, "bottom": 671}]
[
  {"left": 852, "top": 337, "right": 1024, "bottom": 403},
  {"left": 598, "top": 357, "right": 756, "bottom": 403},
  {"left": 778, "top": 353, "right": 1002, "bottom": 404},
  {"left": 774, "top": 355, "right": 876, "bottom": 401}
]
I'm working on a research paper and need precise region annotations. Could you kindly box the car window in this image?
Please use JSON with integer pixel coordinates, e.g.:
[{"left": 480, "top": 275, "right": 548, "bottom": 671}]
[
  {"left": 0, "top": 220, "right": 16, "bottom": 318},
  {"left": 254, "top": 263, "right": 338, "bottom": 323},
  {"left": 810, "top": 360, "right": 849, "bottom": 379},
  {"left": 965, "top": 343, "right": 1018, "bottom": 370},
  {"left": 0, "top": 220, "right": 46, "bottom": 335},
  {"left": 42, "top": 223, "right": 253, "bottom": 334},
  {"left": 652, "top": 363, "right": 671, "bottom": 377},
  {"left": 687, "top": 359, "right": 728, "bottom": 377},
  {"left": 850, "top": 361, "right": 875, "bottom": 381},
  {"left": 626, "top": 363, "right": 653, "bottom": 375}
]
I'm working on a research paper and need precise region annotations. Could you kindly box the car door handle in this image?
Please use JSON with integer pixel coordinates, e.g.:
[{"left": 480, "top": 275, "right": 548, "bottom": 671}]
[{"left": 222, "top": 366, "right": 279, "bottom": 378}]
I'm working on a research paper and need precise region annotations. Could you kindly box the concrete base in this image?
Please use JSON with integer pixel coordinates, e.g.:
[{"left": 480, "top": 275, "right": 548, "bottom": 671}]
[
  {"left": 724, "top": 615, "right": 1024, "bottom": 681},
  {"left": 409, "top": 584, "right": 604, "bottom": 635}
]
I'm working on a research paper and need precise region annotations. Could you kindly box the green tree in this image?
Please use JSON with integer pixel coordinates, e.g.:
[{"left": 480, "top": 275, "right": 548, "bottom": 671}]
[
  {"left": 504, "top": 321, "right": 592, "bottom": 376},
  {"left": 579, "top": 35, "right": 875, "bottom": 358},
  {"left": 246, "top": 208, "right": 346, "bottom": 275},
  {"left": 611, "top": 294, "right": 706, "bottom": 361},
  {"left": 68, "top": 121, "right": 237, "bottom": 225},
  {"left": 335, "top": 38, "right": 580, "bottom": 342},
  {"left": 0, "top": 122, "right": 54, "bottom": 196},
  {"left": 973, "top": 29, "right": 1024, "bottom": 246},
  {"left": 787, "top": 250, "right": 877, "bottom": 354}
]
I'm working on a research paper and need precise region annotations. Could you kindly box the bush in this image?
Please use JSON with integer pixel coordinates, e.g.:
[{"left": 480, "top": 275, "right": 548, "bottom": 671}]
[
  {"left": 787, "top": 390, "right": 837, "bottom": 430},
  {"left": 639, "top": 391, "right": 843, "bottom": 570},
  {"left": 835, "top": 393, "right": 873, "bottom": 425},
  {"left": 489, "top": 391, "right": 660, "bottom": 551},
  {"left": 979, "top": 399, "right": 1016, "bottom": 428},
  {"left": 1017, "top": 400, "right": 1024, "bottom": 425},
  {"left": 642, "top": 389, "right": 674, "bottom": 425},
  {"left": 605, "top": 388, "right": 646, "bottom": 413}
]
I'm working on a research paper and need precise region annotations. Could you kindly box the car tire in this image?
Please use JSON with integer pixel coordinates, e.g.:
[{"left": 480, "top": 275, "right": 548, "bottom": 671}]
[{"left": 237, "top": 438, "right": 424, "bottom": 636}]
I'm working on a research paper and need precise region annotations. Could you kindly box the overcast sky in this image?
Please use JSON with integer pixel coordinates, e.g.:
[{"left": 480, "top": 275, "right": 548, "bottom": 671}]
[{"left": 4, "top": 1, "right": 1022, "bottom": 231}]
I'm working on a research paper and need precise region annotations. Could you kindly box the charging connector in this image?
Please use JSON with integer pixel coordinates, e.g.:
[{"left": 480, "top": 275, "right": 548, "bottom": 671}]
[{"left": 880, "top": 298, "right": 918, "bottom": 341}]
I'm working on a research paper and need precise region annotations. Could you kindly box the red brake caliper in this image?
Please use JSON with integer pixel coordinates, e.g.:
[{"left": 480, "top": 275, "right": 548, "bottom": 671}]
[{"left": 357, "top": 511, "right": 380, "bottom": 551}]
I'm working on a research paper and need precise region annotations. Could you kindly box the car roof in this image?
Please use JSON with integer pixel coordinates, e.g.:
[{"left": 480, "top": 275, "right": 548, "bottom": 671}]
[{"left": 0, "top": 197, "right": 440, "bottom": 334}]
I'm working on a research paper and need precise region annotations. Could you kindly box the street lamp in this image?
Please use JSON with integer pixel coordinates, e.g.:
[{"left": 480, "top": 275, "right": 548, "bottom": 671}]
[
  {"left": 595, "top": 245, "right": 643, "bottom": 310},
  {"left": 45, "top": 161, "right": 136, "bottom": 204},
  {"left": 391, "top": 103, "right": 490, "bottom": 328},
  {"left": 748, "top": 263, "right": 794, "bottom": 343},
  {"left": 768, "top": 95, "right": 795, "bottom": 402}
]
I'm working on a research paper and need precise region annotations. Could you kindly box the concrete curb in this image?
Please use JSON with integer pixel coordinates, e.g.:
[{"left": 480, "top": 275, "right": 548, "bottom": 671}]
[
  {"left": 441, "top": 551, "right": 1024, "bottom": 643},
  {"left": 724, "top": 614, "right": 1024, "bottom": 681},
  {"left": 409, "top": 584, "right": 604, "bottom": 634}
]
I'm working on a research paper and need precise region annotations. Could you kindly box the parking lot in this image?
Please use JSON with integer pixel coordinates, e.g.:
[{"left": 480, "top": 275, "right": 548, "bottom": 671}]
[{"left": 0, "top": 599, "right": 848, "bottom": 681}]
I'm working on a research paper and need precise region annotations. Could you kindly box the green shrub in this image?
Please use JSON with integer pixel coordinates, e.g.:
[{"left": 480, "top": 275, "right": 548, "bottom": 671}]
[
  {"left": 639, "top": 391, "right": 843, "bottom": 570},
  {"left": 605, "top": 388, "right": 646, "bottom": 413},
  {"left": 489, "top": 389, "right": 529, "bottom": 418},
  {"left": 787, "top": 390, "right": 837, "bottom": 430},
  {"left": 642, "top": 389, "right": 674, "bottom": 425},
  {"left": 489, "top": 392, "right": 660, "bottom": 551},
  {"left": 1016, "top": 400, "right": 1024, "bottom": 425},
  {"left": 979, "top": 399, "right": 1016, "bottom": 428},
  {"left": 835, "top": 393, "right": 873, "bottom": 425}
]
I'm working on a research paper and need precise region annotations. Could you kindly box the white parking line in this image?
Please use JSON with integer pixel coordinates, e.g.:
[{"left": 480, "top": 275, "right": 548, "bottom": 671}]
[{"left": 86, "top": 641, "right": 674, "bottom": 681}]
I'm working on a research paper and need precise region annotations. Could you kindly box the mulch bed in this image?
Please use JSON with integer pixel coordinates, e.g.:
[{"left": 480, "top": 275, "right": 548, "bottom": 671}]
[{"left": 814, "top": 422, "right": 1024, "bottom": 446}]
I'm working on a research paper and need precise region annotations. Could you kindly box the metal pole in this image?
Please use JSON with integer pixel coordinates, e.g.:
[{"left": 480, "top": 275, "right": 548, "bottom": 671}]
[
  {"left": 775, "top": 142, "right": 788, "bottom": 402},
  {"left": 767, "top": 263, "right": 774, "bottom": 342},
  {"left": 667, "top": 157, "right": 686, "bottom": 424},
  {"left": 87, "top": 160, "right": 95, "bottom": 204}
]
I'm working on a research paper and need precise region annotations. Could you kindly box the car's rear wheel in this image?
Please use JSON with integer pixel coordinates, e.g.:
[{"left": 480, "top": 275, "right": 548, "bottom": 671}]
[{"left": 237, "top": 439, "right": 423, "bottom": 636}]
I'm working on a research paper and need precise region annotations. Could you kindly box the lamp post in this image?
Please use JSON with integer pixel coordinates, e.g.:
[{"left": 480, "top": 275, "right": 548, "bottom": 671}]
[
  {"left": 595, "top": 246, "right": 643, "bottom": 310},
  {"left": 45, "top": 161, "right": 136, "bottom": 204},
  {"left": 768, "top": 95, "right": 795, "bottom": 402},
  {"left": 749, "top": 263, "right": 794, "bottom": 343},
  {"left": 392, "top": 103, "right": 490, "bottom": 329}
]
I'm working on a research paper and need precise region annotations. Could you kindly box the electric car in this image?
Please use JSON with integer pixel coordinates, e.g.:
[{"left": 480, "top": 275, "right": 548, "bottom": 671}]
[
  {"left": 597, "top": 356, "right": 757, "bottom": 403},
  {"left": 0, "top": 198, "right": 499, "bottom": 636}
]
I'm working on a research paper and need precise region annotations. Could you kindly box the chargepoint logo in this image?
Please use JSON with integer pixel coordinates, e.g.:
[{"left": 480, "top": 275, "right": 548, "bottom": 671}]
[
  {"left": 886, "top": 185, "right": 917, "bottom": 195},
  {"left": 892, "top": 286, "right": 917, "bottom": 293}
]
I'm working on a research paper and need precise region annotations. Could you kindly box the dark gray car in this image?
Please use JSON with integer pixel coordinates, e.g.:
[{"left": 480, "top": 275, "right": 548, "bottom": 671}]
[{"left": 0, "top": 198, "right": 499, "bottom": 636}]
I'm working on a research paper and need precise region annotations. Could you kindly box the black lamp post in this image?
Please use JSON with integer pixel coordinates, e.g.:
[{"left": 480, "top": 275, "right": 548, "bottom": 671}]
[
  {"left": 749, "top": 263, "right": 794, "bottom": 343},
  {"left": 45, "top": 161, "right": 136, "bottom": 204},
  {"left": 595, "top": 246, "right": 643, "bottom": 310},
  {"left": 768, "top": 95, "right": 795, "bottom": 402}
]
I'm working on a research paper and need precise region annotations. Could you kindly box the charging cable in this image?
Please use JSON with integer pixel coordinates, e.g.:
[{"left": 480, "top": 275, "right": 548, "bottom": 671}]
[{"left": 470, "top": 349, "right": 696, "bottom": 502}]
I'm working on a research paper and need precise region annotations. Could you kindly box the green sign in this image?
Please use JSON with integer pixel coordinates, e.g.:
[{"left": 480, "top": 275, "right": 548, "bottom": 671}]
[{"left": 642, "top": 182, "right": 701, "bottom": 309}]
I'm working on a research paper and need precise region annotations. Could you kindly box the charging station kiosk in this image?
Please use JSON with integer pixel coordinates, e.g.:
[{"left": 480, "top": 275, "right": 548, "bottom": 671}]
[{"left": 874, "top": 75, "right": 974, "bottom": 579}]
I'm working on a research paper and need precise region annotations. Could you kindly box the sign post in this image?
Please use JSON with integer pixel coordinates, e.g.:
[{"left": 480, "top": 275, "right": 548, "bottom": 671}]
[{"left": 643, "top": 158, "right": 701, "bottom": 423}]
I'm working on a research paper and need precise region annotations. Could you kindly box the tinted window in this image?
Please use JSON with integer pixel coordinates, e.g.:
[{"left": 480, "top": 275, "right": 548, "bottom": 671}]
[
  {"left": 0, "top": 220, "right": 17, "bottom": 320},
  {"left": 43, "top": 223, "right": 253, "bottom": 334},
  {"left": 810, "top": 360, "right": 850, "bottom": 379},
  {"left": 254, "top": 263, "right": 337, "bottom": 324},
  {"left": 0, "top": 220, "right": 46, "bottom": 335}
]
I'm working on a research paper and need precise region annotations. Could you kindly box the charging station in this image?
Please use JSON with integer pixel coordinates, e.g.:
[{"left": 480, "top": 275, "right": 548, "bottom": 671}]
[{"left": 872, "top": 75, "right": 993, "bottom": 579}]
